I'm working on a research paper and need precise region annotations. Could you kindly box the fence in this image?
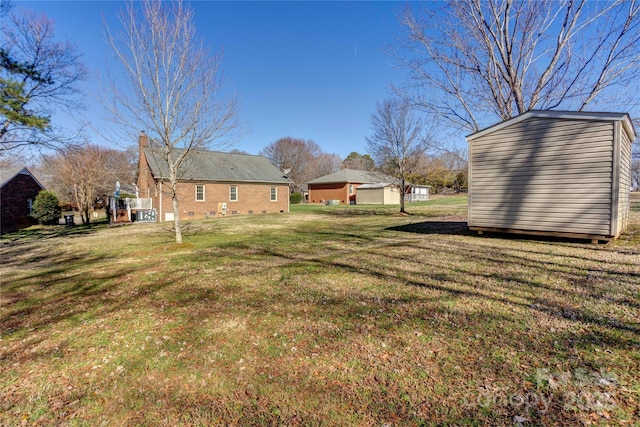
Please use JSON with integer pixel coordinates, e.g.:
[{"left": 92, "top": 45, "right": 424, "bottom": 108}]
[
  {"left": 129, "top": 198, "right": 152, "bottom": 209},
  {"left": 405, "top": 193, "right": 429, "bottom": 202}
]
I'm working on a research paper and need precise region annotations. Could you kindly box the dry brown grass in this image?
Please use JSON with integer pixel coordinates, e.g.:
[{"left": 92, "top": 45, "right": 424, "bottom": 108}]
[{"left": 1, "top": 197, "right": 639, "bottom": 426}]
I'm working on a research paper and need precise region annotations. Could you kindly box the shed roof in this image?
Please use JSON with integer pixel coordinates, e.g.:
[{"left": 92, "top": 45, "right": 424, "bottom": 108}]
[
  {"left": 144, "top": 148, "right": 290, "bottom": 184},
  {"left": 1, "top": 166, "right": 45, "bottom": 189},
  {"left": 357, "top": 183, "right": 394, "bottom": 189},
  {"left": 467, "top": 110, "right": 636, "bottom": 142},
  {"left": 306, "top": 169, "right": 395, "bottom": 185}
]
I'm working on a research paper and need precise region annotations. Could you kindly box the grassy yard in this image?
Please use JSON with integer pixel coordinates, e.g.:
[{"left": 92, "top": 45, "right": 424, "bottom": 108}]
[{"left": 1, "top": 195, "right": 639, "bottom": 426}]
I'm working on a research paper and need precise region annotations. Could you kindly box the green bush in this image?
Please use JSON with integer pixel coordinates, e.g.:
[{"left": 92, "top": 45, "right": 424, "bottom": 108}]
[
  {"left": 31, "top": 190, "right": 62, "bottom": 225},
  {"left": 290, "top": 192, "right": 302, "bottom": 204}
]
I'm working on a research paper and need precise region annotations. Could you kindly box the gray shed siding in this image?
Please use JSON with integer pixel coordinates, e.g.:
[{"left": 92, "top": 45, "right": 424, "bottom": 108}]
[
  {"left": 617, "top": 126, "right": 632, "bottom": 235},
  {"left": 468, "top": 114, "right": 631, "bottom": 238}
]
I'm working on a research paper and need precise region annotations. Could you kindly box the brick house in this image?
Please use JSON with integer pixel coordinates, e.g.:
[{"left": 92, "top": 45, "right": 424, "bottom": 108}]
[
  {"left": 136, "top": 133, "right": 290, "bottom": 222},
  {"left": 307, "top": 169, "right": 395, "bottom": 205},
  {"left": 1, "top": 166, "right": 45, "bottom": 233},
  {"left": 307, "top": 169, "right": 429, "bottom": 205},
  {"left": 306, "top": 169, "right": 396, "bottom": 204}
]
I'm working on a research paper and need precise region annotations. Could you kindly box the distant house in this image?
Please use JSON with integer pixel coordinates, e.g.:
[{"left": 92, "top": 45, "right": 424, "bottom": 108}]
[
  {"left": 467, "top": 110, "right": 636, "bottom": 242},
  {"left": 306, "top": 169, "right": 396, "bottom": 204},
  {"left": 136, "top": 133, "right": 291, "bottom": 222},
  {"left": 306, "top": 169, "right": 429, "bottom": 205},
  {"left": 1, "top": 166, "right": 45, "bottom": 233}
]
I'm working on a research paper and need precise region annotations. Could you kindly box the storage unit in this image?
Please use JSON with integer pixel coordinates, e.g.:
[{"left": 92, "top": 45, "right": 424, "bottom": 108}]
[
  {"left": 467, "top": 110, "right": 636, "bottom": 241},
  {"left": 355, "top": 183, "right": 401, "bottom": 205}
]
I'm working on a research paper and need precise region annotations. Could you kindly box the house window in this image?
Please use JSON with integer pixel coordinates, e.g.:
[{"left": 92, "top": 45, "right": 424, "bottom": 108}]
[
  {"left": 349, "top": 184, "right": 354, "bottom": 195},
  {"left": 270, "top": 186, "right": 277, "bottom": 202},
  {"left": 229, "top": 185, "right": 238, "bottom": 201},
  {"left": 27, "top": 199, "right": 33, "bottom": 215},
  {"left": 195, "top": 185, "right": 205, "bottom": 202}
]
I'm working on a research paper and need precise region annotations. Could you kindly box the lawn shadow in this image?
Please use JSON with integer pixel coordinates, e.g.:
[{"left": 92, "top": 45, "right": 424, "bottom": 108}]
[
  {"left": 2, "top": 221, "right": 108, "bottom": 243},
  {"left": 0, "top": 223, "right": 110, "bottom": 269},
  {"left": 254, "top": 225, "right": 640, "bottom": 344},
  {"left": 387, "top": 220, "right": 471, "bottom": 235}
]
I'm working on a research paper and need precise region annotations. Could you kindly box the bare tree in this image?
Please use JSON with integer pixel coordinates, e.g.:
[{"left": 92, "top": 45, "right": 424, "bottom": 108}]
[
  {"left": 395, "top": 0, "right": 640, "bottom": 132},
  {"left": 304, "top": 153, "right": 342, "bottom": 183},
  {"left": 43, "top": 144, "right": 133, "bottom": 224},
  {"left": 45, "top": 144, "right": 105, "bottom": 225},
  {"left": 366, "top": 97, "right": 432, "bottom": 213},
  {"left": 104, "top": 0, "right": 239, "bottom": 243},
  {"left": 632, "top": 158, "right": 640, "bottom": 190},
  {"left": 0, "top": 7, "right": 86, "bottom": 155},
  {"left": 261, "top": 137, "right": 322, "bottom": 192}
]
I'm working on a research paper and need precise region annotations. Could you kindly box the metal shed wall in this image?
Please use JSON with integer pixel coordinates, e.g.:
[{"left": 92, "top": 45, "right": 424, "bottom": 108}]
[
  {"left": 356, "top": 186, "right": 400, "bottom": 205},
  {"left": 468, "top": 114, "right": 630, "bottom": 239},
  {"left": 616, "top": 125, "right": 633, "bottom": 236}
]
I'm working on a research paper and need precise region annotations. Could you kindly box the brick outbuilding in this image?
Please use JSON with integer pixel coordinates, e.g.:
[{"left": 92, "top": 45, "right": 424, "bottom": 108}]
[{"left": 1, "top": 166, "right": 45, "bottom": 233}]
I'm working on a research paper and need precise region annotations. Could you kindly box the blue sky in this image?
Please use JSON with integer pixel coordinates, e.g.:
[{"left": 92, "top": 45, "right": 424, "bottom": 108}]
[{"left": 12, "top": 1, "right": 412, "bottom": 158}]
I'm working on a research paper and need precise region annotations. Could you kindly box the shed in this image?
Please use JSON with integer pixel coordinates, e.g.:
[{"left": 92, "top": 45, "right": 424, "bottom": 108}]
[
  {"left": 356, "top": 183, "right": 401, "bottom": 205},
  {"left": 466, "top": 110, "right": 636, "bottom": 241}
]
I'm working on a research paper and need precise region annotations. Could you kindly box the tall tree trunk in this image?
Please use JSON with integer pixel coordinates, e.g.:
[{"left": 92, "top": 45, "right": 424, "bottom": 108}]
[
  {"left": 399, "top": 177, "right": 406, "bottom": 213},
  {"left": 170, "top": 187, "right": 182, "bottom": 244},
  {"left": 172, "top": 200, "right": 182, "bottom": 244}
]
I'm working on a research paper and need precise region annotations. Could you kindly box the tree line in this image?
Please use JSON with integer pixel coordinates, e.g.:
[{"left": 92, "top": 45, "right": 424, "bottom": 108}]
[{"left": 259, "top": 135, "right": 468, "bottom": 199}]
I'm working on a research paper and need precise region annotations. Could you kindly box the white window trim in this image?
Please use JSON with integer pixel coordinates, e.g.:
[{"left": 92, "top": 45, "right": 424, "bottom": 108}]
[
  {"left": 270, "top": 186, "right": 277, "bottom": 202},
  {"left": 229, "top": 185, "right": 238, "bottom": 202},
  {"left": 195, "top": 184, "right": 205, "bottom": 202}
]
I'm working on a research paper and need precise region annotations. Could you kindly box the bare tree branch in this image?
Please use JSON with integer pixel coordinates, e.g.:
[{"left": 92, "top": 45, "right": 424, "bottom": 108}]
[
  {"left": 0, "top": 7, "right": 86, "bottom": 154},
  {"left": 393, "top": 0, "right": 640, "bottom": 132},
  {"left": 261, "top": 137, "right": 340, "bottom": 193}
]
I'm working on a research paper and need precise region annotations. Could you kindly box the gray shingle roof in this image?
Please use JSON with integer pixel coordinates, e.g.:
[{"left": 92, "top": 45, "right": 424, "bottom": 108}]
[
  {"left": 306, "top": 169, "right": 396, "bottom": 185},
  {"left": 144, "top": 148, "right": 290, "bottom": 184},
  {"left": 1, "top": 166, "right": 45, "bottom": 189}
]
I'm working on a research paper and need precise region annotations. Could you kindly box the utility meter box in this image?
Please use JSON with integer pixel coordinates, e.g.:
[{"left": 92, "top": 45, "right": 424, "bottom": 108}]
[{"left": 218, "top": 202, "right": 227, "bottom": 215}]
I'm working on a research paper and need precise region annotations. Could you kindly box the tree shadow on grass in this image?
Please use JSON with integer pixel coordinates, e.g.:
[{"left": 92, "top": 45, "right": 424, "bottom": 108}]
[
  {"left": 2, "top": 218, "right": 639, "bottom": 425},
  {"left": 388, "top": 219, "right": 640, "bottom": 251},
  {"left": 254, "top": 228, "right": 640, "bottom": 341},
  {"left": 1, "top": 222, "right": 108, "bottom": 256},
  {"left": 387, "top": 220, "right": 471, "bottom": 235}
]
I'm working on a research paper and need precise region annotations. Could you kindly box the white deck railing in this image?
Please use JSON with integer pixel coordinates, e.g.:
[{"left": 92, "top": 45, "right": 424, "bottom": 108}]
[
  {"left": 405, "top": 194, "right": 429, "bottom": 202},
  {"left": 128, "top": 198, "right": 153, "bottom": 209}
]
